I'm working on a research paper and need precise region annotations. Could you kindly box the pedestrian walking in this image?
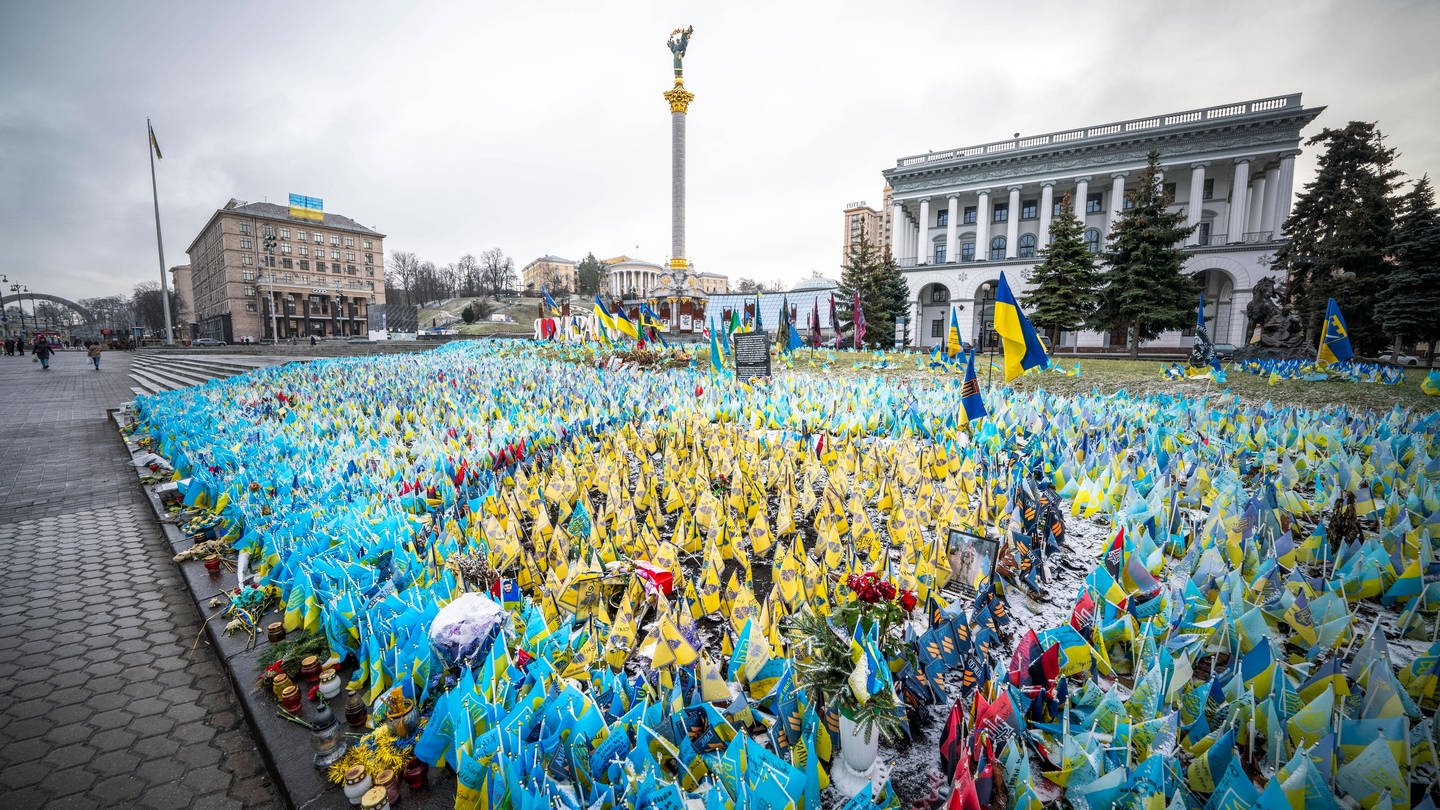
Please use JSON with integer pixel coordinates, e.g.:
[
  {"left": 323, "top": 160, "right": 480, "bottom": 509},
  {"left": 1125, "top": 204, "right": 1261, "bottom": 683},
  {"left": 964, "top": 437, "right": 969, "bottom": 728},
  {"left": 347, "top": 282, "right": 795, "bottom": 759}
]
[
  {"left": 32, "top": 335, "right": 53, "bottom": 370},
  {"left": 87, "top": 341, "right": 103, "bottom": 370}
]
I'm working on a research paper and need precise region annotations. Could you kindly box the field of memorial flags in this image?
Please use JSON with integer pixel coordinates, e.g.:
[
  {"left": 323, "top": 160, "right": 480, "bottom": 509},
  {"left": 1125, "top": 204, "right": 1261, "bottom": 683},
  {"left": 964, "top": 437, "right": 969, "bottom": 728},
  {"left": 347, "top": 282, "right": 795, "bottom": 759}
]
[{"left": 128, "top": 328, "right": 1440, "bottom": 809}]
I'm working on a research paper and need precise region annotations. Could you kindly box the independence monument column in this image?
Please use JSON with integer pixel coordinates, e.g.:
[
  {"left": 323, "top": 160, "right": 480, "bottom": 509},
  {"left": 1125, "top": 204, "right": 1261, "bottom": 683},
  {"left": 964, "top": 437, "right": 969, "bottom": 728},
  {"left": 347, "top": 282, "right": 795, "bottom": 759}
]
[{"left": 663, "top": 26, "right": 695, "bottom": 283}]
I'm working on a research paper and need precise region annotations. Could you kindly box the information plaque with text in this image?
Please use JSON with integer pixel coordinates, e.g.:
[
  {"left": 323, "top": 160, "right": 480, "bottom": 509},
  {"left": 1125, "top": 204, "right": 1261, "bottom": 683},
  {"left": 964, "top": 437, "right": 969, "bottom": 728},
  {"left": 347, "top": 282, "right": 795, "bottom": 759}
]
[{"left": 732, "top": 331, "right": 771, "bottom": 380}]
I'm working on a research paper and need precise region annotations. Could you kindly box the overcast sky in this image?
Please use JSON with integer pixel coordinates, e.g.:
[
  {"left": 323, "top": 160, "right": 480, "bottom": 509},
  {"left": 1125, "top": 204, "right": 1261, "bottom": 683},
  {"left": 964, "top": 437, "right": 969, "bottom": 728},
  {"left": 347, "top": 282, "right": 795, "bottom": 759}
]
[{"left": 2, "top": 0, "right": 1438, "bottom": 303}]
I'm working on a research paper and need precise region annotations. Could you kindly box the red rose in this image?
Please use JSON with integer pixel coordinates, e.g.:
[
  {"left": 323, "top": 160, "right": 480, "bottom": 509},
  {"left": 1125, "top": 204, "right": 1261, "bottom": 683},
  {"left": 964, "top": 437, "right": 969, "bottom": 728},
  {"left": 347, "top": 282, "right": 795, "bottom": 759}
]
[
  {"left": 900, "top": 591, "right": 917, "bottom": 611},
  {"left": 879, "top": 582, "right": 896, "bottom": 601}
]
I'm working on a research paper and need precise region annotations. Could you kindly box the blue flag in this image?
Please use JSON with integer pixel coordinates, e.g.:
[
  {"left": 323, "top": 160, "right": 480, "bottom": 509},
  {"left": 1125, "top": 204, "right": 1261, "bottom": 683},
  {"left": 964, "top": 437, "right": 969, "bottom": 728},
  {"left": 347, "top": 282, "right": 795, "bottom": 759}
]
[{"left": 962, "top": 349, "right": 987, "bottom": 423}]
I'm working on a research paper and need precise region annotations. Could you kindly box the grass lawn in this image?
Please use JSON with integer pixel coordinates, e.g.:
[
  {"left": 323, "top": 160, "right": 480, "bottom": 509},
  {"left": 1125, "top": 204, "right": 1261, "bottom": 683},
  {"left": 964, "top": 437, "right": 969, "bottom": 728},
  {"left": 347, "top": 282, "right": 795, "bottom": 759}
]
[{"left": 780, "top": 351, "right": 1440, "bottom": 414}]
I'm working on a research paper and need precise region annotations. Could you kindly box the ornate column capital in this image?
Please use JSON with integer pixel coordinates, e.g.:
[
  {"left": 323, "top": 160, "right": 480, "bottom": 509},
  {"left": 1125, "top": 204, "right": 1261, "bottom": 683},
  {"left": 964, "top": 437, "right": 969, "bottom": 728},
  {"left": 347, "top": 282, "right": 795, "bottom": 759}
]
[
  {"left": 974, "top": 188, "right": 992, "bottom": 197},
  {"left": 946, "top": 192, "right": 960, "bottom": 200},
  {"left": 1233, "top": 157, "right": 1252, "bottom": 165},
  {"left": 663, "top": 78, "right": 695, "bottom": 114},
  {"left": 1040, "top": 180, "right": 1056, "bottom": 188},
  {"left": 1110, "top": 172, "right": 1128, "bottom": 179},
  {"left": 1278, "top": 149, "right": 1301, "bottom": 160},
  {"left": 1189, "top": 161, "right": 1211, "bottom": 170},
  {"left": 1074, "top": 176, "right": 1093, "bottom": 184},
  {"left": 1006, "top": 185, "right": 1023, "bottom": 193}
]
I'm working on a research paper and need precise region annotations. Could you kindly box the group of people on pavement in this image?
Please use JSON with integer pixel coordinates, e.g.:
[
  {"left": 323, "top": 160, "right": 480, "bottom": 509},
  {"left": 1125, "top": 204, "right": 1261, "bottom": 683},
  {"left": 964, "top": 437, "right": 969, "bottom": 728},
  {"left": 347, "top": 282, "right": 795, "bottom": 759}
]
[{"left": 2, "top": 336, "right": 104, "bottom": 370}]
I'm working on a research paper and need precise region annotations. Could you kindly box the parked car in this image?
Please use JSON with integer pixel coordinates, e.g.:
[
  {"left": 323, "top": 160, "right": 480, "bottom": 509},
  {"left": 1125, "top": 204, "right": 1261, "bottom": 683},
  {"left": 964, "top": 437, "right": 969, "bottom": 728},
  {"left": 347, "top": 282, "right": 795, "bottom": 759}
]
[
  {"left": 1378, "top": 352, "right": 1419, "bottom": 366},
  {"left": 1213, "top": 343, "right": 1237, "bottom": 362},
  {"left": 194, "top": 337, "right": 227, "bottom": 347},
  {"left": 346, "top": 336, "right": 374, "bottom": 344}
]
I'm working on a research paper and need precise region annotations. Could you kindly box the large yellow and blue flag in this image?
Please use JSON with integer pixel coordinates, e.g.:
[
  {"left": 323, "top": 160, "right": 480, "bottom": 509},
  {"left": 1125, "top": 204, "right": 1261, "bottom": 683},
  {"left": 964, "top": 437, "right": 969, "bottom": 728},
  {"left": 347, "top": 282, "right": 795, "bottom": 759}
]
[
  {"left": 946, "top": 307, "right": 963, "bottom": 360},
  {"left": 1316, "top": 297, "right": 1353, "bottom": 366},
  {"left": 994, "top": 271, "right": 1049, "bottom": 381},
  {"left": 709, "top": 319, "right": 727, "bottom": 375},
  {"left": 592, "top": 295, "right": 615, "bottom": 342},
  {"left": 612, "top": 303, "right": 640, "bottom": 341},
  {"left": 541, "top": 287, "right": 561, "bottom": 317},
  {"left": 961, "top": 349, "right": 987, "bottom": 423}
]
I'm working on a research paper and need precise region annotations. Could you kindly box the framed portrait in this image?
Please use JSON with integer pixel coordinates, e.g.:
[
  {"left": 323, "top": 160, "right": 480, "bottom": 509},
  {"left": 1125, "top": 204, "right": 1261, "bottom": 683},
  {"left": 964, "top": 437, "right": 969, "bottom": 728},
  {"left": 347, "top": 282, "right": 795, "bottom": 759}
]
[{"left": 947, "top": 529, "right": 999, "bottom": 596}]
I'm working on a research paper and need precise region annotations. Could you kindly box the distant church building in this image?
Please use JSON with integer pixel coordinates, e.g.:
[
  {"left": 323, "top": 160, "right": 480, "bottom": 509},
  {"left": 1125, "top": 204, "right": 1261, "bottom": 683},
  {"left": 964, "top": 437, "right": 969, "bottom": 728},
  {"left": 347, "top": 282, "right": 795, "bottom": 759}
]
[{"left": 878, "top": 93, "right": 1324, "bottom": 352}]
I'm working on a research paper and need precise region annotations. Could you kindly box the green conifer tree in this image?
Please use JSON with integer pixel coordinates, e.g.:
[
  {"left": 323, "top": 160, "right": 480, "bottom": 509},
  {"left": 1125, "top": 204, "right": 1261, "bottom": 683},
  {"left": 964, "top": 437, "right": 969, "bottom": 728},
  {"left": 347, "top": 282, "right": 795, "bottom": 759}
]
[
  {"left": 1092, "top": 150, "right": 1198, "bottom": 358},
  {"left": 1377, "top": 175, "right": 1440, "bottom": 360},
  {"left": 1272, "top": 122, "right": 1402, "bottom": 353},
  {"left": 836, "top": 235, "right": 908, "bottom": 349},
  {"left": 1024, "top": 193, "right": 1101, "bottom": 348}
]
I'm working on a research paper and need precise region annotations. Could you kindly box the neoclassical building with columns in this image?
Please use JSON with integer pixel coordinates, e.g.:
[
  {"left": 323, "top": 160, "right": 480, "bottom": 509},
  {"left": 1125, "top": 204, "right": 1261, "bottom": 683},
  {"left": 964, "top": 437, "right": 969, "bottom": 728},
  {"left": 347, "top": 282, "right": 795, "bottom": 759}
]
[{"left": 879, "top": 93, "right": 1324, "bottom": 353}]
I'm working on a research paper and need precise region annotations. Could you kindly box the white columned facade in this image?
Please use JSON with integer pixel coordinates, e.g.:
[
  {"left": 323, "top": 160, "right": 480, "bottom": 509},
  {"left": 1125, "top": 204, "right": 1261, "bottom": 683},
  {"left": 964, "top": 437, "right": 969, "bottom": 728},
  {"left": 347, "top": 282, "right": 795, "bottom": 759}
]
[
  {"left": 945, "top": 194, "right": 959, "bottom": 264},
  {"left": 910, "top": 221, "right": 919, "bottom": 263},
  {"left": 1274, "top": 151, "right": 1298, "bottom": 231},
  {"left": 1073, "top": 177, "right": 1091, "bottom": 221},
  {"left": 974, "top": 190, "right": 991, "bottom": 262},
  {"left": 917, "top": 198, "right": 931, "bottom": 264},
  {"left": 1227, "top": 159, "right": 1251, "bottom": 243},
  {"left": 1246, "top": 175, "right": 1268, "bottom": 237},
  {"left": 1038, "top": 182, "right": 1055, "bottom": 248},
  {"left": 1260, "top": 163, "right": 1281, "bottom": 238},
  {"left": 1107, "top": 173, "right": 1127, "bottom": 235},
  {"left": 890, "top": 202, "right": 904, "bottom": 259},
  {"left": 1186, "top": 163, "right": 1207, "bottom": 245},
  {"left": 1004, "top": 186, "right": 1021, "bottom": 258}
]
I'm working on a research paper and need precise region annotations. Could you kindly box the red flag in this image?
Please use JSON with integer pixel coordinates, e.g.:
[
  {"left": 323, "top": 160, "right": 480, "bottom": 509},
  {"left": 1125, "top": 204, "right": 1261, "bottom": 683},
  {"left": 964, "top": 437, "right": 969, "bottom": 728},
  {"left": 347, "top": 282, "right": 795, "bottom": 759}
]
[
  {"left": 1069, "top": 591, "right": 1096, "bottom": 639},
  {"left": 1009, "top": 628, "right": 1040, "bottom": 687},
  {"left": 853, "top": 290, "right": 866, "bottom": 347},
  {"left": 1103, "top": 527, "right": 1125, "bottom": 582},
  {"left": 809, "top": 298, "right": 821, "bottom": 348},
  {"left": 829, "top": 293, "right": 841, "bottom": 342}
]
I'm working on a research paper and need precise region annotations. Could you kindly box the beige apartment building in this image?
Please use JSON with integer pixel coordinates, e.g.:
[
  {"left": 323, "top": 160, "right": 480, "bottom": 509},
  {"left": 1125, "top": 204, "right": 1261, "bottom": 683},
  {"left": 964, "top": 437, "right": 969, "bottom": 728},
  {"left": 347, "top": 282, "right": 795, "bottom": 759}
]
[
  {"left": 169, "top": 264, "right": 194, "bottom": 330},
  {"left": 186, "top": 199, "right": 384, "bottom": 342},
  {"left": 521, "top": 255, "right": 577, "bottom": 293},
  {"left": 841, "top": 200, "right": 890, "bottom": 267},
  {"left": 694, "top": 271, "right": 729, "bottom": 295}
]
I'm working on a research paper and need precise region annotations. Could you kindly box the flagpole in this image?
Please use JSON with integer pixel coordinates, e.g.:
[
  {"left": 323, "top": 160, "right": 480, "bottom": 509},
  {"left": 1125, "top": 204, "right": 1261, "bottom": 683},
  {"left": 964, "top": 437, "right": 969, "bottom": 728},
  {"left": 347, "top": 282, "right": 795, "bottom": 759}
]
[{"left": 147, "top": 117, "right": 175, "bottom": 345}]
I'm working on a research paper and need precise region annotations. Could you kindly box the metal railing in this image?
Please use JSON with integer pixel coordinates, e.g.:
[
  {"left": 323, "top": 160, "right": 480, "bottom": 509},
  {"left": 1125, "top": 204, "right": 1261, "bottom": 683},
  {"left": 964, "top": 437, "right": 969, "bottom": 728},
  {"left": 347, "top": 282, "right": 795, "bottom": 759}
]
[{"left": 895, "top": 93, "right": 1302, "bottom": 168}]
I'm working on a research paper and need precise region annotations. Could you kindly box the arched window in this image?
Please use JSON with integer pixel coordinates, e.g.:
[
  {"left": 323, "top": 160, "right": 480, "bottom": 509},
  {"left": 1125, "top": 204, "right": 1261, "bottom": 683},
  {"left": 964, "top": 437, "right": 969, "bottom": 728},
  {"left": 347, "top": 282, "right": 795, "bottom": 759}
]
[
  {"left": 1084, "top": 228, "right": 1101, "bottom": 254},
  {"left": 929, "top": 285, "right": 950, "bottom": 304},
  {"left": 989, "top": 235, "right": 1007, "bottom": 261},
  {"left": 1018, "top": 233, "right": 1038, "bottom": 258}
]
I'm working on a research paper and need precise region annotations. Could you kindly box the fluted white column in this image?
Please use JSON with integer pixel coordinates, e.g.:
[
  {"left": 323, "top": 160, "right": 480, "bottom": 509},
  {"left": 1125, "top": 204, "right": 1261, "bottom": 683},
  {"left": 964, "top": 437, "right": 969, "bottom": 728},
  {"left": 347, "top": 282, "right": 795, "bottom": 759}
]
[
  {"left": 1227, "top": 159, "right": 1251, "bottom": 243},
  {"left": 917, "top": 198, "right": 931, "bottom": 264},
  {"left": 1186, "top": 163, "right": 1208, "bottom": 245},
  {"left": 890, "top": 202, "right": 905, "bottom": 258},
  {"left": 1073, "top": 177, "right": 1091, "bottom": 221},
  {"left": 945, "top": 194, "right": 959, "bottom": 264},
  {"left": 1038, "top": 182, "right": 1055, "bottom": 248},
  {"left": 1246, "top": 174, "right": 1268, "bottom": 237},
  {"left": 974, "top": 190, "right": 991, "bottom": 262},
  {"left": 1005, "top": 186, "right": 1021, "bottom": 258},
  {"left": 1260, "top": 163, "right": 1281, "bottom": 238},
  {"left": 1274, "top": 151, "right": 1298, "bottom": 234},
  {"left": 1107, "top": 173, "right": 1127, "bottom": 235}
]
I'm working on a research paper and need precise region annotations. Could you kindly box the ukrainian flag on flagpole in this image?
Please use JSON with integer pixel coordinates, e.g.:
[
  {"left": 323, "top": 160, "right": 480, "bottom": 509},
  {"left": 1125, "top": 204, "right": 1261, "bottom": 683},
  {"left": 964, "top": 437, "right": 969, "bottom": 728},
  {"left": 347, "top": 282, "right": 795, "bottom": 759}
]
[
  {"left": 592, "top": 295, "right": 615, "bottom": 344},
  {"left": 1316, "top": 297, "right": 1353, "bottom": 367},
  {"left": 709, "top": 320, "right": 727, "bottom": 376},
  {"left": 946, "top": 306, "right": 963, "bottom": 361},
  {"left": 961, "top": 349, "right": 987, "bottom": 423},
  {"left": 612, "top": 303, "right": 640, "bottom": 341},
  {"left": 541, "top": 287, "right": 561, "bottom": 317},
  {"left": 993, "top": 271, "right": 1049, "bottom": 381}
]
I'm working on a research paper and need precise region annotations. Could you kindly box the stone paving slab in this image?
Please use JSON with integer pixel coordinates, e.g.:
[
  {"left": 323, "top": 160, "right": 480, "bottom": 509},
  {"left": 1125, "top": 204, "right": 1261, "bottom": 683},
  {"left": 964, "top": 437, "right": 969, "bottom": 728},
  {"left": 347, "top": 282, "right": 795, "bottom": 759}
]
[{"left": 0, "top": 351, "right": 277, "bottom": 808}]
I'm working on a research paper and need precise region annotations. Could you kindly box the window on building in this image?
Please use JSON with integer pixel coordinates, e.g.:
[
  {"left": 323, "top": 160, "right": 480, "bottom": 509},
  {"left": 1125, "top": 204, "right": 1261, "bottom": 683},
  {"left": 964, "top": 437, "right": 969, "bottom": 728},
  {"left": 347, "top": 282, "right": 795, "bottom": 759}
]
[
  {"left": 242, "top": 269, "right": 255, "bottom": 282},
  {"left": 934, "top": 245, "right": 946, "bottom": 264},
  {"left": 240, "top": 237, "right": 253, "bottom": 249},
  {"left": 282, "top": 259, "right": 293, "bottom": 269},
  {"left": 936, "top": 210, "right": 948, "bottom": 227},
  {"left": 365, "top": 253, "right": 373, "bottom": 265},
  {"left": 363, "top": 240, "right": 373, "bottom": 249},
  {"left": 297, "top": 245, "right": 307, "bottom": 257},
  {"left": 1196, "top": 222, "right": 1212, "bottom": 246},
  {"left": 989, "top": 236, "right": 1007, "bottom": 260},
  {"left": 1021, "top": 200, "right": 1038, "bottom": 220},
  {"left": 963, "top": 206, "right": 977, "bottom": 225},
  {"left": 280, "top": 228, "right": 290, "bottom": 239},
  {"left": 299, "top": 260, "right": 309, "bottom": 271},
  {"left": 1084, "top": 228, "right": 1101, "bottom": 253},
  {"left": 241, "top": 222, "right": 252, "bottom": 235},
  {"left": 1123, "top": 196, "right": 1135, "bottom": 210},
  {"left": 346, "top": 264, "right": 356, "bottom": 274},
  {"left": 245, "top": 302, "right": 257, "bottom": 312},
  {"left": 313, "top": 233, "right": 323, "bottom": 243},
  {"left": 931, "top": 319, "right": 944, "bottom": 338},
  {"left": 263, "top": 225, "right": 274, "bottom": 238},
  {"left": 930, "top": 286, "right": 949, "bottom": 303},
  {"left": 332, "top": 262, "right": 342, "bottom": 272},
  {"left": 330, "top": 250, "right": 339, "bottom": 260},
  {"left": 243, "top": 255, "right": 254, "bottom": 265},
  {"left": 993, "top": 204, "right": 1009, "bottom": 223},
  {"left": 1052, "top": 200, "right": 1064, "bottom": 217},
  {"left": 346, "top": 252, "right": 356, "bottom": 261},
  {"left": 296, "top": 230, "right": 307, "bottom": 241},
  {"left": 330, "top": 235, "right": 340, "bottom": 246},
  {"left": 1203, "top": 179, "right": 1215, "bottom": 200},
  {"left": 1086, "top": 193, "right": 1103, "bottom": 214},
  {"left": 1018, "top": 233, "right": 1038, "bottom": 258},
  {"left": 961, "top": 241, "right": 976, "bottom": 262},
  {"left": 243, "top": 286, "right": 256, "bottom": 297},
  {"left": 1162, "top": 182, "right": 1177, "bottom": 200},
  {"left": 344, "top": 237, "right": 355, "bottom": 248},
  {"left": 281, "top": 244, "right": 292, "bottom": 254}
]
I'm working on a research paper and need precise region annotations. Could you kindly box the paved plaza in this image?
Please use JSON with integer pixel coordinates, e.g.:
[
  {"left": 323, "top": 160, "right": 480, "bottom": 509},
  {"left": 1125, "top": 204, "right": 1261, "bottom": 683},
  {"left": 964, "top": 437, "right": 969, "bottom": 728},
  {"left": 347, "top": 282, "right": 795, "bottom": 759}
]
[{"left": 0, "top": 349, "right": 277, "bottom": 808}]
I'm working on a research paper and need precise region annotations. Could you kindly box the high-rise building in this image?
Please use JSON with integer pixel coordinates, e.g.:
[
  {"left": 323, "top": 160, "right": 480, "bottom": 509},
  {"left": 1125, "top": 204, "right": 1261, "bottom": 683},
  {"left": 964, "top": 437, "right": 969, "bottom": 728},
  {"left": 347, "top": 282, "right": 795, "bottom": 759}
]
[
  {"left": 185, "top": 199, "right": 385, "bottom": 343},
  {"left": 841, "top": 202, "right": 885, "bottom": 267},
  {"left": 169, "top": 264, "right": 194, "bottom": 331},
  {"left": 881, "top": 93, "right": 1323, "bottom": 353}
]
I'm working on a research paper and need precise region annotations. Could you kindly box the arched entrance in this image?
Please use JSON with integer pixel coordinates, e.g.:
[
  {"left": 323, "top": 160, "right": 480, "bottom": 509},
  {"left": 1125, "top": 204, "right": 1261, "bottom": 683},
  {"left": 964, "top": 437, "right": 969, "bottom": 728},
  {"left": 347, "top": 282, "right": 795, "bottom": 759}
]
[
  {"left": 917, "top": 282, "right": 952, "bottom": 349},
  {"left": 973, "top": 281, "right": 997, "bottom": 353},
  {"left": 2, "top": 291, "right": 98, "bottom": 339},
  {"left": 1192, "top": 268, "right": 1236, "bottom": 345}
]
